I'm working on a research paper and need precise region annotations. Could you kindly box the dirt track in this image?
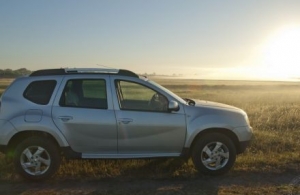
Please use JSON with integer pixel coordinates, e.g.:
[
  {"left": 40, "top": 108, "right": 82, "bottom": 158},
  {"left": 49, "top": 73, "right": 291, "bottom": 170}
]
[{"left": 1, "top": 171, "right": 298, "bottom": 195}]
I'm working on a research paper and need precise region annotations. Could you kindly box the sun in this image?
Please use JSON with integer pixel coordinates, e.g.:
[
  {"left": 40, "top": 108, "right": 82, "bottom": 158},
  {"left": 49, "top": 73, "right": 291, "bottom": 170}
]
[{"left": 263, "top": 26, "right": 300, "bottom": 80}]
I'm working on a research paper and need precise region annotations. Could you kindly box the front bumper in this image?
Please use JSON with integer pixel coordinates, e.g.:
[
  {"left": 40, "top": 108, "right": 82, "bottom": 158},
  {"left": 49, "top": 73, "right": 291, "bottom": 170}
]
[{"left": 237, "top": 140, "right": 251, "bottom": 154}]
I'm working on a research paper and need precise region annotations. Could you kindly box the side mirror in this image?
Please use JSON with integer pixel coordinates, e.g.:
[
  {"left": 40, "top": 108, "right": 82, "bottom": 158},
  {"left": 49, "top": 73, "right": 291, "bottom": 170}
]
[{"left": 168, "top": 100, "right": 179, "bottom": 112}]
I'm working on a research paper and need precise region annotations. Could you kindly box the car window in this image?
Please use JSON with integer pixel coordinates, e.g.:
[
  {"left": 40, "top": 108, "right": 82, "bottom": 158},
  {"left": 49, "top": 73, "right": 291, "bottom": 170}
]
[
  {"left": 23, "top": 80, "right": 57, "bottom": 105},
  {"left": 116, "top": 80, "right": 168, "bottom": 112},
  {"left": 60, "top": 79, "right": 107, "bottom": 109}
]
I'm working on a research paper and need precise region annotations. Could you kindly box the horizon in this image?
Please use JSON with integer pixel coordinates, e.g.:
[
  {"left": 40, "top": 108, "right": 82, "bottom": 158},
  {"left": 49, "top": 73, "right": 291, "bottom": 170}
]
[
  {"left": 1, "top": 1, "right": 300, "bottom": 81},
  {"left": 1, "top": 67, "right": 300, "bottom": 82}
]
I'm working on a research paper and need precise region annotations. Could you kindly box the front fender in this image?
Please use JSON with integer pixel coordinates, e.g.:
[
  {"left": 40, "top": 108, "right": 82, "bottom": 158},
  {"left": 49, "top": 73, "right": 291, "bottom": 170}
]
[{"left": 184, "top": 114, "right": 235, "bottom": 147}]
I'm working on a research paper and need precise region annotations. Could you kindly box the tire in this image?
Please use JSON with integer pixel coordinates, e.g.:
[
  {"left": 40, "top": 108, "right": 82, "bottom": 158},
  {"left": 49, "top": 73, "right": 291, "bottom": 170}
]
[
  {"left": 192, "top": 133, "right": 236, "bottom": 175},
  {"left": 13, "top": 136, "right": 61, "bottom": 181}
]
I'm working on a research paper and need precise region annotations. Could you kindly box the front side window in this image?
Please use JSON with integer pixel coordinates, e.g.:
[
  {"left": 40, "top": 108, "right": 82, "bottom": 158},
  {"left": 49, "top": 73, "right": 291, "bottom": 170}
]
[
  {"left": 60, "top": 79, "right": 107, "bottom": 109},
  {"left": 116, "top": 80, "right": 168, "bottom": 112},
  {"left": 23, "top": 80, "right": 57, "bottom": 105}
]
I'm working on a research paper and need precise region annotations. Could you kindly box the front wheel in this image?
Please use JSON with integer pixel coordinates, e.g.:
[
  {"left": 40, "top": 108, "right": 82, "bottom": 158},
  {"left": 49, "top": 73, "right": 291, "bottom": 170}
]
[
  {"left": 192, "top": 133, "right": 236, "bottom": 175},
  {"left": 13, "top": 136, "right": 61, "bottom": 181}
]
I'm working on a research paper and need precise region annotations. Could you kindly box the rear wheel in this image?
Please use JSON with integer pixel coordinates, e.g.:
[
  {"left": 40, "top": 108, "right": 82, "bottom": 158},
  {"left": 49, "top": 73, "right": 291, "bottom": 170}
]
[
  {"left": 13, "top": 136, "right": 61, "bottom": 181},
  {"left": 192, "top": 133, "right": 236, "bottom": 175}
]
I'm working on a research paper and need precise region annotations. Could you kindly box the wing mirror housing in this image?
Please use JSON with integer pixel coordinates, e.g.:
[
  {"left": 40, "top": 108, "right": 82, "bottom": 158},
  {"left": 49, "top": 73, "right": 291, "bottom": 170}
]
[{"left": 168, "top": 100, "right": 180, "bottom": 112}]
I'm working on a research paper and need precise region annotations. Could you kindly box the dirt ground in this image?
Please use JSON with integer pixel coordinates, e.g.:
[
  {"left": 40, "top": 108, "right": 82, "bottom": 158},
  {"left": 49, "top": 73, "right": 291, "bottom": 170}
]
[{"left": 0, "top": 170, "right": 299, "bottom": 195}]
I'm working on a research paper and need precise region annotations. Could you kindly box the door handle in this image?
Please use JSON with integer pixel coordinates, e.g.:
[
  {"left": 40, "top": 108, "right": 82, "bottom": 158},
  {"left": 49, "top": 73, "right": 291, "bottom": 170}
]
[
  {"left": 58, "top": 116, "right": 73, "bottom": 122},
  {"left": 118, "top": 118, "right": 133, "bottom": 124}
]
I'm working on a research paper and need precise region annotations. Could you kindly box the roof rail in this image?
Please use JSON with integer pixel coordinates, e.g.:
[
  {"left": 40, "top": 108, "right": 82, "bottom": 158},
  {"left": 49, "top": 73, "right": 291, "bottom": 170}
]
[
  {"left": 30, "top": 68, "right": 139, "bottom": 78},
  {"left": 30, "top": 69, "right": 65, "bottom": 76},
  {"left": 65, "top": 68, "right": 119, "bottom": 74}
]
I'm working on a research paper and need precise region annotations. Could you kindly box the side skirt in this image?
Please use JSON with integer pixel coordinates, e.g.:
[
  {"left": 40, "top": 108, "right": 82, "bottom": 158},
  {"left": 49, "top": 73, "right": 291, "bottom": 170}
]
[
  {"left": 82, "top": 153, "right": 181, "bottom": 159},
  {"left": 62, "top": 147, "right": 190, "bottom": 160}
]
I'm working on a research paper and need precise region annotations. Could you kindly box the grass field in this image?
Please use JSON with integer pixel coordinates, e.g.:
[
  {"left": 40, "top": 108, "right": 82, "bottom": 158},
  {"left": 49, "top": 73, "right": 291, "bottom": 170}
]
[{"left": 0, "top": 78, "right": 300, "bottom": 194}]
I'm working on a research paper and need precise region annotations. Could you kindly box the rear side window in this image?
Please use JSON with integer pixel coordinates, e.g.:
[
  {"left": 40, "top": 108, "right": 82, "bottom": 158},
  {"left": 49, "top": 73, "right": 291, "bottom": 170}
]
[
  {"left": 59, "top": 79, "right": 107, "bottom": 109},
  {"left": 23, "top": 80, "right": 57, "bottom": 105}
]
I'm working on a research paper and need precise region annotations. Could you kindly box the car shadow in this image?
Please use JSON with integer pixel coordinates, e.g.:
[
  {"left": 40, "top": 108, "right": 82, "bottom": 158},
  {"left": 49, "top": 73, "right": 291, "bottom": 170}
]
[{"left": 0, "top": 158, "right": 298, "bottom": 195}]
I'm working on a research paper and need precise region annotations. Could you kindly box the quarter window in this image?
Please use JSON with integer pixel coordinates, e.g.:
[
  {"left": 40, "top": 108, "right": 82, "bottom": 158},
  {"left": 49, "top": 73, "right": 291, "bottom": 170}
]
[
  {"left": 60, "top": 79, "right": 107, "bottom": 109},
  {"left": 23, "top": 80, "right": 57, "bottom": 105}
]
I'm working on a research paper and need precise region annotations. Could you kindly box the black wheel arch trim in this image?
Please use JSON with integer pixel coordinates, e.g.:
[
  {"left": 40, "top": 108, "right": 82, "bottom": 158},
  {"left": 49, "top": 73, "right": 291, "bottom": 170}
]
[{"left": 61, "top": 147, "right": 81, "bottom": 159}]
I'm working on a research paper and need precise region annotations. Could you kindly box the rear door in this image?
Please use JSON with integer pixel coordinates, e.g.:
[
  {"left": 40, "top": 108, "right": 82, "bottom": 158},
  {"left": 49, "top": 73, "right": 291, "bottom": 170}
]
[{"left": 52, "top": 75, "right": 117, "bottom": 154}]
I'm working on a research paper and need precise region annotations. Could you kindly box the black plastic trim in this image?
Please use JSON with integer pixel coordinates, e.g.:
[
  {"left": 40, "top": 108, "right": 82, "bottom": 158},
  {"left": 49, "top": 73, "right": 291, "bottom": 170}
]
[
  {"left": 118, "top": 69, "right": 139, "bottom": 78},
  {"left": 30, "top": 69, "right": 139, "bottom": 78},
  {"left": 61, "top": 147, "right": 81, "bottom": 159},
  {"left": 30, "top": 69, "right": 66, "bottom": 76},
  {"left": 180, "top": 147, "right": 190, "bottom": 159},
  {"left": 0, "top": 145, "right": 7, "bottom": 154},
  {"left": 238, "top": 140, "right": 251, "bottom": 154}
]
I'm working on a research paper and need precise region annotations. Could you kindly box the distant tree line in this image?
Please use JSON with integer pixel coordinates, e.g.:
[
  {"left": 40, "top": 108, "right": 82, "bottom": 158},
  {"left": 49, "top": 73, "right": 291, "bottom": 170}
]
[{"left": 0, "top": 68, "right": 32, "bottom": 78}]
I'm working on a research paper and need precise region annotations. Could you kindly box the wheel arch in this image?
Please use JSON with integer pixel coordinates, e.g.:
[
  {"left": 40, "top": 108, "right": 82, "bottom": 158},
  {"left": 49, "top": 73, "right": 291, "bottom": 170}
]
[
  {"left": 6, "top": 130, "right": 61, "bottom": 157},
  {"left": 189, "top": 128, "right": 240, "bottom": 156}
]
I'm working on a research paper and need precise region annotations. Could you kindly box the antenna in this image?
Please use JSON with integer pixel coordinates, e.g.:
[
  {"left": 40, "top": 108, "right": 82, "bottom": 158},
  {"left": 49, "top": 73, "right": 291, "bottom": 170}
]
[{"left": 96, "top": 64, "right": 116, "bottom": 69}]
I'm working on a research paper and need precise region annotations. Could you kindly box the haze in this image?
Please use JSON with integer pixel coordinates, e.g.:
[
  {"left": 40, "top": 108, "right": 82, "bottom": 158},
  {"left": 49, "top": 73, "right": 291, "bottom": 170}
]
[{"left": 1, "top": 1, "right": 300, "bottom": 81}]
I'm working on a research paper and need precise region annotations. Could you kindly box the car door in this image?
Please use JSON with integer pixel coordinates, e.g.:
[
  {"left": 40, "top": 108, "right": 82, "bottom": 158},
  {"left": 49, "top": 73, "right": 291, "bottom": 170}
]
[
  {"left": 111, "top": 77, "right": 187, "bottom": 156},
  {"left": 52, "top": 75, "right": 118, "bottom": 154}
]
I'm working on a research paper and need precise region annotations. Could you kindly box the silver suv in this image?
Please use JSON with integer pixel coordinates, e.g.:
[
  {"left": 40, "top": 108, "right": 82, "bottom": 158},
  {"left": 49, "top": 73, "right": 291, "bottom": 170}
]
[{"left": 0, "top": 68, "right": 252, "bottom": 180}]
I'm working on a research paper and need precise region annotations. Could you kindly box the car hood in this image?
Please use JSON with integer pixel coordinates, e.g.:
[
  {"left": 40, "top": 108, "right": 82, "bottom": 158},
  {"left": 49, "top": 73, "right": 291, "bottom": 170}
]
[
  {"left": 184, "top": 99, "right": 249, "bottom": 126},
  {"left": 192, "top": 99, "right": 242, "bottom": 112}
]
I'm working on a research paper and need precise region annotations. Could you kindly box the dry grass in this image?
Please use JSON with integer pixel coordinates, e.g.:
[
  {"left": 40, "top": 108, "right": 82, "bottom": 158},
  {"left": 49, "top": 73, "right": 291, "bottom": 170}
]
[{"left": 1, "top": 78, "right": 300, "bottom": 194}]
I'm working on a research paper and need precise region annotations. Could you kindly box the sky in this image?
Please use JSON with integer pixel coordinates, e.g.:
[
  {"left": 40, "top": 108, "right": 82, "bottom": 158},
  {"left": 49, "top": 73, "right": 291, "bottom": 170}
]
[{"left": 1, "top": 0, "right": 300, "bottom": 80}]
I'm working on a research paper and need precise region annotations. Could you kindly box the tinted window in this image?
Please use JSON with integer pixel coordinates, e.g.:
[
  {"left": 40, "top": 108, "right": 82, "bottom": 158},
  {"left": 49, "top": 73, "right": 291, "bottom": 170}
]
[
  {"left": 116, "top": 80, "right": 168, "bottom": 112},
  {"left": 23, "top": 80, "right": 57, "bottom": 105},
  {"left": 60, "top": 79, "right": 107, "bottom": 109}
]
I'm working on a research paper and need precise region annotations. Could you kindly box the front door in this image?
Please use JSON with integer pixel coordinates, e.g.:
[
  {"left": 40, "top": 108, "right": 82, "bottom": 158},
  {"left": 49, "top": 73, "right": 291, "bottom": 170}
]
[{"left": 113, "top": 79, "right": 186, "bottom": 155}]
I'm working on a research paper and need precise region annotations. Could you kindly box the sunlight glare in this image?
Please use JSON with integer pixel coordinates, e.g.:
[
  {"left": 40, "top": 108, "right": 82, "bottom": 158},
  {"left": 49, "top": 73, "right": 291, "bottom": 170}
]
[{"left": 263, "top": 26, "right": 300, "bottom": 80}]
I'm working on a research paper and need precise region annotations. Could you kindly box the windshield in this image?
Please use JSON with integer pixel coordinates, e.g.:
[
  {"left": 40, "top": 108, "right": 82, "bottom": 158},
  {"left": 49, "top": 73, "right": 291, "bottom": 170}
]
[{"left": 148, "top": 80, "right": 186, "bottom": 104}]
